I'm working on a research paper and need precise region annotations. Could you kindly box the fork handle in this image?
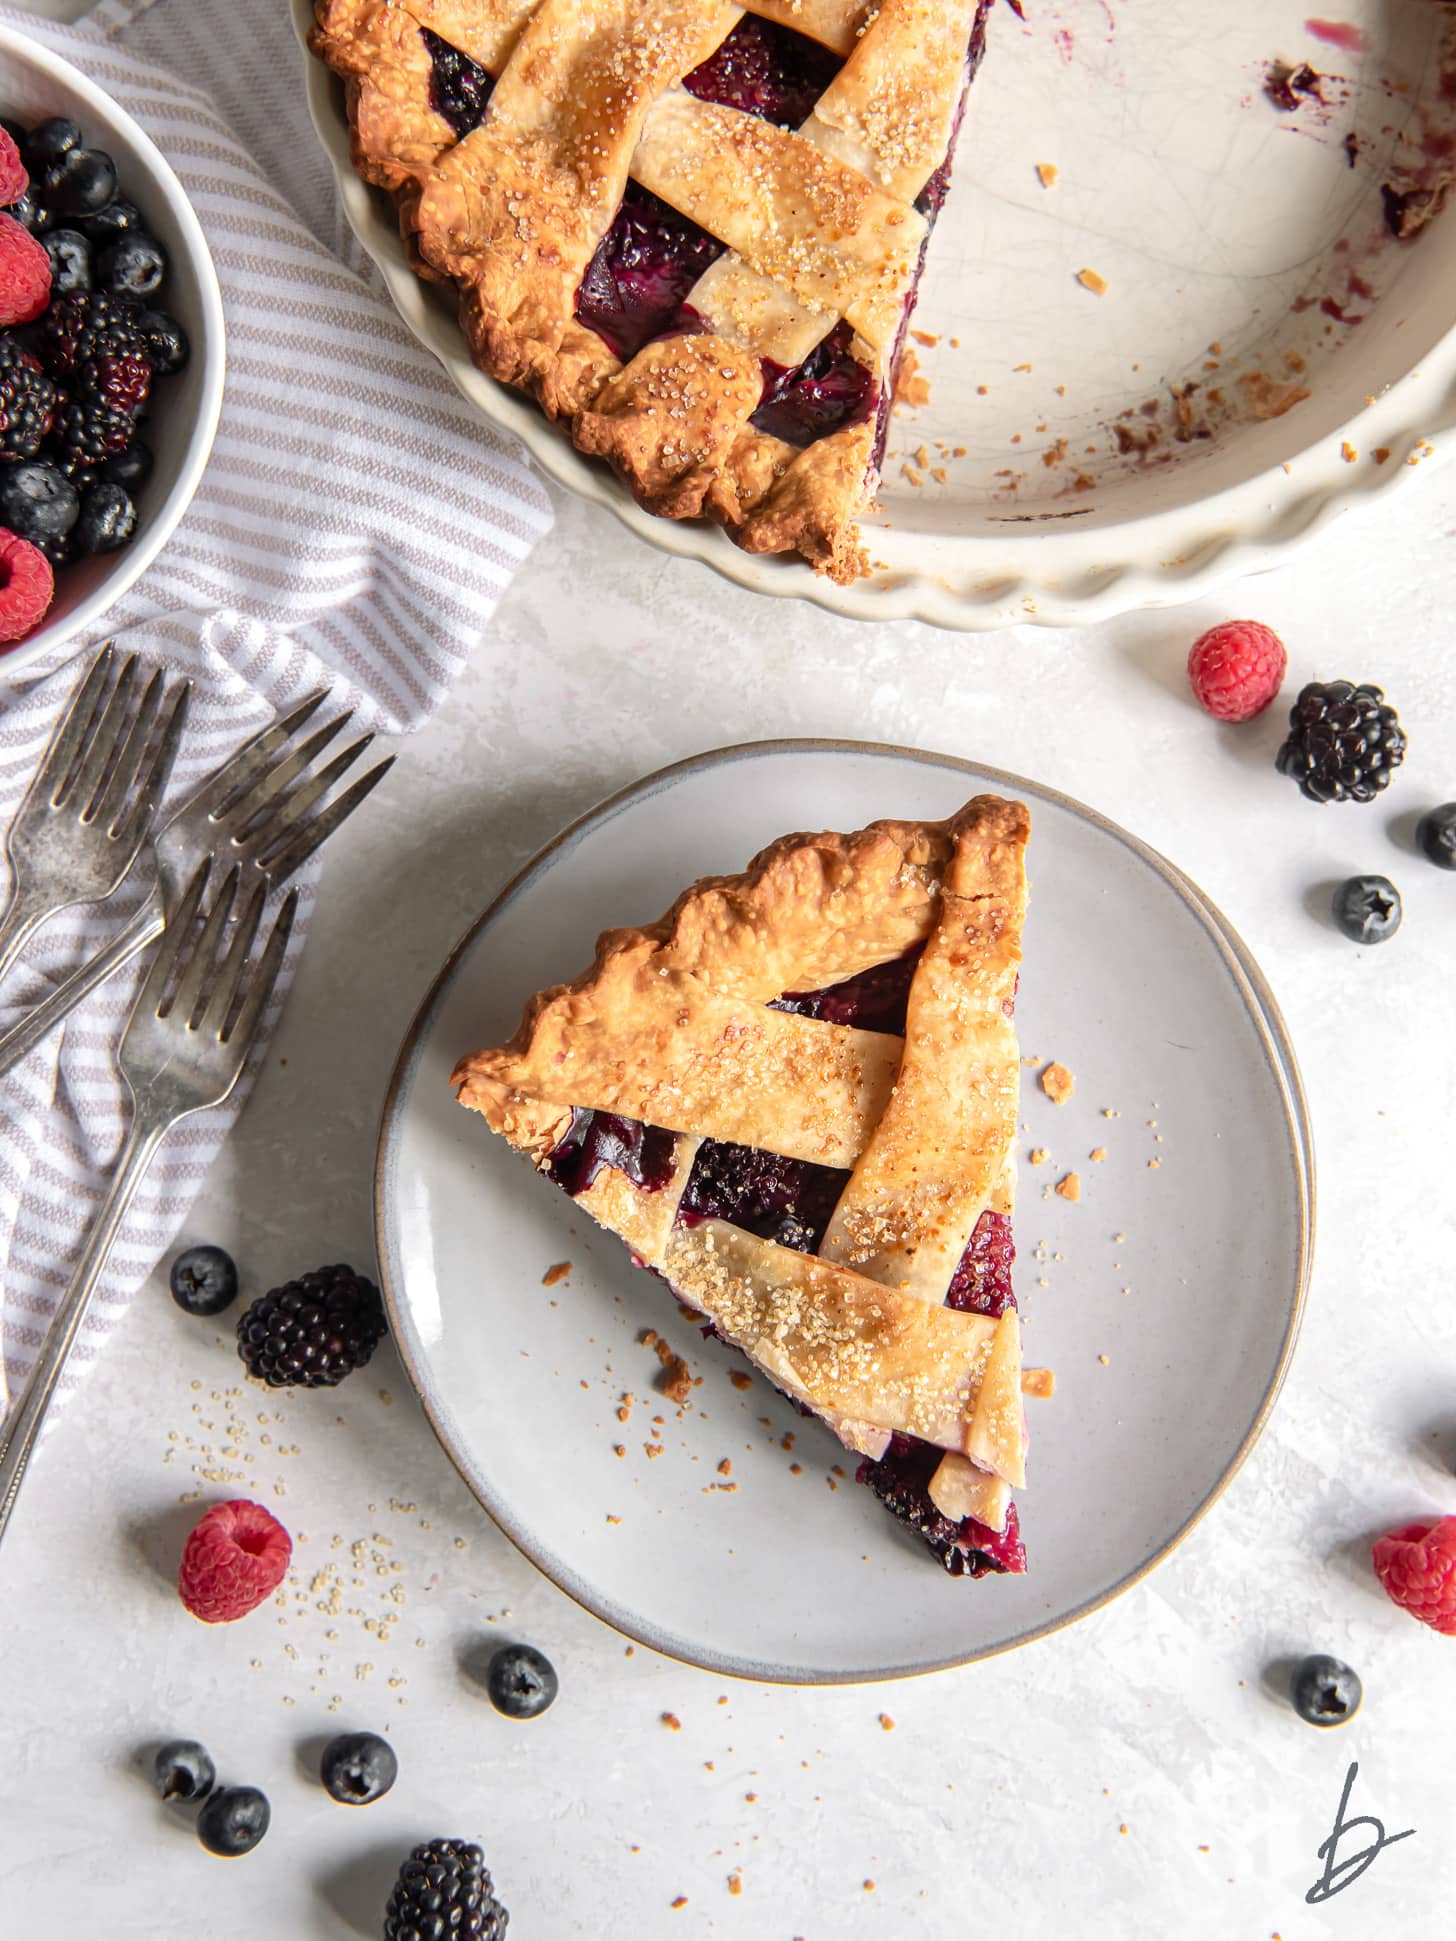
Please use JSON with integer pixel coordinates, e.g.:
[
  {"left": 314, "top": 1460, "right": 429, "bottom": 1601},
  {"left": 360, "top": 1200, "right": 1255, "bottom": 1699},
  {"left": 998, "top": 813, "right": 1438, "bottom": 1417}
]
[
  {"left": 0, "top": 892, "right": 163, "bottom": 1080},
  {"left": 0, "top": 881, "right": 54, "bottom": 984},
  {"left": 0, "top": 1108, "right": 165, "bottom": 1546}
]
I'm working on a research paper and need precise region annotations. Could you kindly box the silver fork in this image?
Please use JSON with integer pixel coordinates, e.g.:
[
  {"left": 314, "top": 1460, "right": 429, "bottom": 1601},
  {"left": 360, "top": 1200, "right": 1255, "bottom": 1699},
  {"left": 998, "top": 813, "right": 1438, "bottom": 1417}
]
[
  {"left": 0, "top": 862, "right": 296, "bottom": 1544},
  {"left": 0, "top": 691, "right": 393, "bottom": 1078},
  {"left": 0, "top": 644, "right": 190, "bottom": 981}
]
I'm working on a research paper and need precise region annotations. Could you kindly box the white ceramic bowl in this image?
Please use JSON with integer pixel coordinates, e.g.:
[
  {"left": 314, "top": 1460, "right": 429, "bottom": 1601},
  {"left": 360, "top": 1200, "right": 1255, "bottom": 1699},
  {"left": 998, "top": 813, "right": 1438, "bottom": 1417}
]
[
  {"left": 299, "top": 0, "right": 1456, "bottom": 629},
  {"left": 0, "top": 23, "right": 225, "bottom": 678}
]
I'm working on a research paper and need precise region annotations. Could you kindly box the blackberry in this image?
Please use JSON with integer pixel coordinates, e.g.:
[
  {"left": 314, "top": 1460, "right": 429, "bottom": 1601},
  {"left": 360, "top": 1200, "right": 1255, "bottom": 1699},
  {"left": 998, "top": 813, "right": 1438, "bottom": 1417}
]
[
  {"left": 236, "top": 1263, "right": 387, "bottom": 1388},
  {"left": 384, "top": 1840, "right": 509, "bottom": 1941},
  {"left": 1276, "top": 680, "right": 1407, "bottom": 803},
  {"left": 81, "top": 346, "right": 152, "bottom": 416},
  {"left": 0, "top": 341, "right": 58, "bottom": 458},
  {"left": 35, "top": 291, "right": 144, "bottom": 379},
  {"left": 53, "top": 395, "right": 134, "bottom": 476}
]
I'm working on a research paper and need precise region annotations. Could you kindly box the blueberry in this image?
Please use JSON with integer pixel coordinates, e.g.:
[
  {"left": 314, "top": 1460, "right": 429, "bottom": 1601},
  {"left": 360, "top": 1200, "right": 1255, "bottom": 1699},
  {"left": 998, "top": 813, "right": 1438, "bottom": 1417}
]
[
  {"left": 41, "top": 147, "right": 118, "bottom": 218},
  {"left": 196, "top": 1784, "right": 270, "bottom": 1857},
  {"left": 134, "top": 309, "right": 188, "bottom": 376},
  {"left": 9, "top": 190, "right": 51, "bottom": 236},
  {"left": 97, "top": 232, "right": 166, "bottom": 299},
  {"left": 153, "top": 1738, "right": 216, "bottom": 1803},
  {"left": 43, "top": 227, "right": 91, "bottom": 295},
  {"left": 22, "top": 117, "right": 82, "bottom": 172},
  {"left": 169, "top": 1243, "right": 239, "bottom": 1316},
  {"left": 100, "top": 443, "right": 154, "bottom": 494},
  {"left": 82, "top": 199, "right": 144, "bottom": 246},
  {"left": 0, "top": 461, "right": 79, "bottom": 544},
  {"left": 74, "top": 482, "right": 137, "bottom": 556},
  {"left": 320, "top": 1730, "right": 398, "bottom": 1805},
  {"left": 485, "top": 1642, "right": 558, "bottom": 1720},
  {"left": 1291, "top": 1654, "right": 1362, "bottom": 1728},
  {"left": 1417, "top": 802, "right": 1456, "bottom": 871},
  {"left": 1332, "top": 874, "right": 1402, "bottom": 945}
]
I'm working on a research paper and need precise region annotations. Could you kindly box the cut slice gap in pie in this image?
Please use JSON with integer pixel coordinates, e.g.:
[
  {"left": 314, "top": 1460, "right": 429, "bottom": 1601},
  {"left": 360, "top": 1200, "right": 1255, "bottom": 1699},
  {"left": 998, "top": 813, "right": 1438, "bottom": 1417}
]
[
  {"left": 308, "top": 1, "right": 996, "bottom": 581},
  {"left": 452, "top": 794, "right": 1050, "bottom": 1579}
]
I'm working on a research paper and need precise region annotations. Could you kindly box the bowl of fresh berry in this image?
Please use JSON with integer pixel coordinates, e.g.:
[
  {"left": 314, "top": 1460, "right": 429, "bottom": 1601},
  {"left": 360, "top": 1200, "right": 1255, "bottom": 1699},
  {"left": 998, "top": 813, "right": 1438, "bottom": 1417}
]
[{"left": 0, "top": 25, "right": 224, "bottom": 676}]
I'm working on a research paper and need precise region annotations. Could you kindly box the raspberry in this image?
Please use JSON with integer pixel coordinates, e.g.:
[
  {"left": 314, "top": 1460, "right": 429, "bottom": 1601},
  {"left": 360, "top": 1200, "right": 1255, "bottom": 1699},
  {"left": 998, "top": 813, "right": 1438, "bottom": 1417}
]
[
  {"left": 0, "top": 528, "right": 54, "bottom": 644},
  {"left": 0, "top": 126, "right": 28, "bottom": 205},
  {"left": 1372, "top": 1516, "right": 1456, "bottom": 1635},
  {"left": 178, "top": 1498, "right": 292, "bottom": 1623},
  {"left": 0, "top": 210, "right": 51, "bottom": 326},
  {"left": 1187, "top": 620, "right": 1288, "bottom": 722}
]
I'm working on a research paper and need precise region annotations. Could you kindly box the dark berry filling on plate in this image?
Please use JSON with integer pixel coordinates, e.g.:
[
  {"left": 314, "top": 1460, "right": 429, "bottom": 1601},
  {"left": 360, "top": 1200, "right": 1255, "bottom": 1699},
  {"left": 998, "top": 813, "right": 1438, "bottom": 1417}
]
[
  {"left": 545, "top": 1106, "right": 679, "bottom": 1196},
  {"left": 423, "top": 28, "right": 494, "bottom": 139},
  {"left": 682, "top": 14, "right": 842, "bottom": 129},
  {"left": 544, "top": 950, "right": 1022, "bottom": 1576}
]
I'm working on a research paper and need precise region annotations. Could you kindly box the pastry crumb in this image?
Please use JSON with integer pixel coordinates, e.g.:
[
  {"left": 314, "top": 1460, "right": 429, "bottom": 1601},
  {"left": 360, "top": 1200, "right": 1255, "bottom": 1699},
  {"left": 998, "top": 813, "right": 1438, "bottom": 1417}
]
[
  {"left": 1341, "top": 441, "right": 1358, "bottom": 463},
  {"left": 1022, "top": 1368, "right": 1056, "bottom": 1399},
  {"left": 1374, "top": 446, "right": 1390, "bottom": 464},
  {"left": 911, "top": 328, "right": 939, "bottom": 347},
  {"left": 670, "top": 1896, "right": 688, "bottom": 1910},
  {"left": 1040, "top": 1061, "right": 1076, "bottom": 1104},
  {"left": 1076, "top": 267, "right": 1108, "bottom": 295},
  {"left": 1089, "top": 1147, "right": 1107, "bottom": 1162},
  {"left": 1036, "top": 161, "right": 1058, "bottom": 188},
  {"left": 641, "top": 1328, "right": 695, "bottom": 1406},
  {"left": 728, "top": 1871, "right": 743, "bottom": 1896},
  {"left": 894, "top": 349, "right": 931, "bottom": 408},
  {"left": 662, "top": 1712, "right": 682, "bottom": 1731},
  {"left": 1055, "top": 1173, "right": 1081, "bottom": 1202},
  {"left": 541, "top": 1261, "right": 571, "bottom": 1287},
  {"left": 879, "top": 1712, "right": 896, "bottom": 1731},
  {"left": 728, "top": 1369, "right": 753, "bottom": 1391},
  {"left": 1099, "top": 1354, "right": 1111, "bottom": 1366},
  {"left": 1029, "top": 1147, "right": 1049, "bottom": 1165}
]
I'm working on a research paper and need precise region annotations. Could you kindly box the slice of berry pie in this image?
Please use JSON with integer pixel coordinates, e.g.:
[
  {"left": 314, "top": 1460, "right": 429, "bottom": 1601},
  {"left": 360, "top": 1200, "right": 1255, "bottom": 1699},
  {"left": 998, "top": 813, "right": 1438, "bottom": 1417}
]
[
  {"left": 308, "top": 1, "right": 994, "bottom": 581},
  {"left": 452, "top": 795, "right": 1051, "bottom": 1578}
]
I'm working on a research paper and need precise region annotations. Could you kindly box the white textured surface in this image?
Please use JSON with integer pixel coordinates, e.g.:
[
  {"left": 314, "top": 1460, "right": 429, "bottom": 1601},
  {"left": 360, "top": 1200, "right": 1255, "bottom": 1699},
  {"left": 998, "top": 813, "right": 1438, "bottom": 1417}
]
[{"left": 5, "top": 1, "right": 1456, "bottom": 1934}]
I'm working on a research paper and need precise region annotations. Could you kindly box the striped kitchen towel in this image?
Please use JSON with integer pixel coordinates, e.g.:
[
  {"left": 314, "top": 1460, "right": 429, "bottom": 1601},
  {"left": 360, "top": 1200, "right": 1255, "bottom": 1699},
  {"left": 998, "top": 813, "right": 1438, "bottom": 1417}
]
[{"left": 0, "top": 0, "right": 553, "bottom": 1422}]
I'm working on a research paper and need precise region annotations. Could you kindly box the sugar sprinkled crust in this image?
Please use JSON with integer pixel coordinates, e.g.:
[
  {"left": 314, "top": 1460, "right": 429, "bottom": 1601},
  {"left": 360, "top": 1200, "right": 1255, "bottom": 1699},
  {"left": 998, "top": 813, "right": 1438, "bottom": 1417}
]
[
  {"left": 308, "top": 0, "right": 988, "bottom": 581},
  {"left": 452, "top": 795, "right": 1033, "bottom": 1483}
]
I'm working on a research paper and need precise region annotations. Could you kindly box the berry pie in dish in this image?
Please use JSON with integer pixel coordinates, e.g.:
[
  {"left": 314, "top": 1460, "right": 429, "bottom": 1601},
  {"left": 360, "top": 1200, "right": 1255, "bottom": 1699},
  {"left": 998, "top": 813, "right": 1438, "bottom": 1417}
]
[
  {"left": 307, "top": 0, "right": 993, "bottom": 581},
  {"left": 452, "top": 795, "right": 1051, "bottom": 1578}
]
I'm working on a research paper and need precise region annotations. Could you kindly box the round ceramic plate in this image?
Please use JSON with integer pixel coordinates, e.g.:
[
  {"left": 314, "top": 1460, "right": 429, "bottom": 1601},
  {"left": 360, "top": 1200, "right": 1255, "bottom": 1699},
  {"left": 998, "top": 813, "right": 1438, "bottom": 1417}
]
[
  {"left": 375, "top": 743, "right": 1314, "bottom": 1683},
  {"left": 297, "top": 0, "right": 1455, "bottom": 628}
]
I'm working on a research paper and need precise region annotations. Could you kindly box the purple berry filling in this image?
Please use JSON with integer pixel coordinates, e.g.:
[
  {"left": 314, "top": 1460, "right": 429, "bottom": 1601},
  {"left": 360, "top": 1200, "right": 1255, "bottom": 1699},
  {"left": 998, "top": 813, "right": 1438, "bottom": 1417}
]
[
  {"left": 946, "top": 1209, "right": 1016, "bottom": 1317},
  {"left": 773, "top": 945, "right": 922, "bottom": 1035},
  {"left": 858, "top": 1433, "right": 1026, "bottom": 1576},
  {"left": 422, "top": 28, "right": 494, "bottom": 140},
  {"left": 680, "top": 1141, "right": 849, "bottom": 1254},
  {"left": 574, "top": 183, "right": 724, "bottom": 363},
  {"left": 752, "top": 321, "right": 877, "bottom": 449},
  {"left": 545, "top": 1108, "right": 678, "bottom": 1197},
  {"left": 682, "top": 15, "right": 842, "bottom": 129}
]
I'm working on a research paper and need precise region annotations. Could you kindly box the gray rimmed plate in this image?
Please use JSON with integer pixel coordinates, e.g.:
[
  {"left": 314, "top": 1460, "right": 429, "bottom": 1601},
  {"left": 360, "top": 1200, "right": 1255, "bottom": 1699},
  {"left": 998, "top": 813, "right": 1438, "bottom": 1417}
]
[{"left": 375, "top": 744, "right": 1313, "bottom": 1683}]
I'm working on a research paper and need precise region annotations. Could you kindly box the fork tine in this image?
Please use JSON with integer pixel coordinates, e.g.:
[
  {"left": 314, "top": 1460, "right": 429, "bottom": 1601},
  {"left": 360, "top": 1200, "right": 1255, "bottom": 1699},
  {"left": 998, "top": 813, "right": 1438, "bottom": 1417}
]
[
  {"left": 214, "top": 712, "right": 352, "bottom": 842},
  {"left": 64, "top": 652, "right": 139, "bottom": 815},
  {"left": 169, "top": 866, "right": 239, "bottom": 1026},
  {"left": 199, "top": 880, "right": 265, "bottom": 1039},
  {"left": 136, "top": 859, "right": 210, "bottom": 1018},
  {"left": 92, "top": 668, "right": 165, "bottom": 833},
  {"left": 184, "top": 689, "right": 329, "bottom": 823},
  {"left": 241, "top": 733, "right": 372, "bottom": 861},
  {"left": 113, "top": 679, "right": 191, "bottom": 844},
  {"left": 37, "top": 645, "right": 114, "bottom": 804},
  {"left": 258, "top": 757, "right": 395, "bottom": 883},
  {"left": 224, "top": 889, "right": 297, "bottom": 1052}
]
